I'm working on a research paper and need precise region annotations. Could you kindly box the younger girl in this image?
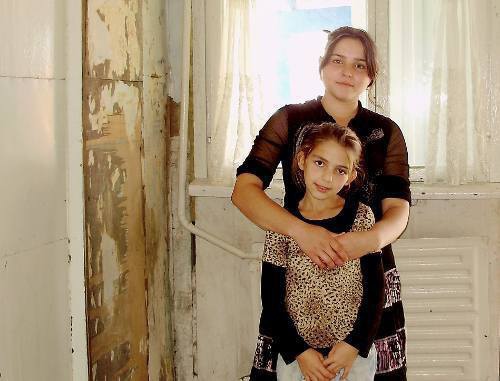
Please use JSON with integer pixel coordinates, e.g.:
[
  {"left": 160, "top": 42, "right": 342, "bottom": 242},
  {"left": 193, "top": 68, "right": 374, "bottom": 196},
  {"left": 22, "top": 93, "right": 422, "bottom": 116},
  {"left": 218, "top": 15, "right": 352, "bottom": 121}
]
[{"left": 250, "top": 122, "right": 384, "bottom": 381}]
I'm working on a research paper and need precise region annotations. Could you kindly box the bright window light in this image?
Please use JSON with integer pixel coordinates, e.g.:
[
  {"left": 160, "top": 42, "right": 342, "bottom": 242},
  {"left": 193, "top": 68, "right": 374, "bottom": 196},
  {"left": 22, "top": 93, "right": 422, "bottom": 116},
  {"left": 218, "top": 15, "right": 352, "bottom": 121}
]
[
  {"left": 296, "top": 0, "right": 353, "bottom": 9},
  {"left": 255, "top": 1, "right": 364, "bottom": 118}
]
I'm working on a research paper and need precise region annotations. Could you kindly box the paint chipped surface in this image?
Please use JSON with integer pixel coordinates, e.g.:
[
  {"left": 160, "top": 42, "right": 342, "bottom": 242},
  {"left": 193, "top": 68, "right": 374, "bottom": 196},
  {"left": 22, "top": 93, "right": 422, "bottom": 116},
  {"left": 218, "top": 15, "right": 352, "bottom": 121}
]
[
  {"left": 87, "top": 0, "right": 142, "bottom": 80},
  {"left": 142, "top": 76, "right": 175, "bottom": 379},
  {"left": 100, "top": 231, "right": 120, "bottom": 310},
  {"left": 88, "top": 81, "right": 141, "bottom": 140},
  {"left": 91, "top": 341, "right": 134, "bottom": 380},
  {"left": 84, "top": 79, "right": 148, "bottom": 380},
  {"left": 84, "top": 0, "right": 174, "bottom": 379}
]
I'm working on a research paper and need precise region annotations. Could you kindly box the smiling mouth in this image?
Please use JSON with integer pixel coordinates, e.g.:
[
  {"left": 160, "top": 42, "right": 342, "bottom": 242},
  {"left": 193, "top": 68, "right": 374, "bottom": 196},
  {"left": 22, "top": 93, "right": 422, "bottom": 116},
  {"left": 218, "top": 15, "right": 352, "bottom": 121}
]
[{"left": 315, "top": 184, "right": 330, "bottom": 193}]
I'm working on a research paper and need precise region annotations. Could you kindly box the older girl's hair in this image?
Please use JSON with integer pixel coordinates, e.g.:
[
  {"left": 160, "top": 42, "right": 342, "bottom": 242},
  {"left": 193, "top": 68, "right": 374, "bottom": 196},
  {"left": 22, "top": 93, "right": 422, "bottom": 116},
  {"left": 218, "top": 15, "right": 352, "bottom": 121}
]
[
  {"left": 319, "top": 26, "right": 378, "bottom": 87},
  {"left": 292, "top": 122, "right": 362, "bottom": 190}
]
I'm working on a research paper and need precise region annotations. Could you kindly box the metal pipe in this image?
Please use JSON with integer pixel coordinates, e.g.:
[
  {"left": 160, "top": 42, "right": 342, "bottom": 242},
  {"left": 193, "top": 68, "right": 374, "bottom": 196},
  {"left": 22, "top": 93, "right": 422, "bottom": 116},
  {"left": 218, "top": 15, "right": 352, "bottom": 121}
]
[{"left": 178, "top": 0, "right": 254, "bottom": 260}]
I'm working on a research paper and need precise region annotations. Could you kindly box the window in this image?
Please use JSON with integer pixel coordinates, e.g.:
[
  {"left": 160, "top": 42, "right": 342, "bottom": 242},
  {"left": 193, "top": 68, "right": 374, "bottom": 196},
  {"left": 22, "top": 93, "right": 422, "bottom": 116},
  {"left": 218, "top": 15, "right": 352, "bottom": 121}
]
[
  {"left": 193, "top": 0, "right": 367, "bottom": 183},
  {"left": 253, "top": 0, "right": 368, "bottom": 181},
  {"left": 254, "top": 0, "right": 366, "bottom": 115},
  {"left": 193, "top": 0, "right": 500, "bottom": 184},
  {"left": 257, "top": 0, "right": 438, "bottom": 170}
]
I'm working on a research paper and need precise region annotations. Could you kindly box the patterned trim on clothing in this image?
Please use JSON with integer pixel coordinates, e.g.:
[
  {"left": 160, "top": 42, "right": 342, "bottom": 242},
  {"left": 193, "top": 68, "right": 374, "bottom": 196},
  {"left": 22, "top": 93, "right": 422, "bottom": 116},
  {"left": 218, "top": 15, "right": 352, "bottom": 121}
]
[
  {"left": 375, "top": 327, "right": 406, "bottom": 374},
  {"left": 252, "top": 334, "right": 277, "bottom": 372},
  {"left": 383, "top": 268, "right": 402, "bottom": 308},
  {"left": 366, "top": 128, "right": 385, "bottom": 143}
]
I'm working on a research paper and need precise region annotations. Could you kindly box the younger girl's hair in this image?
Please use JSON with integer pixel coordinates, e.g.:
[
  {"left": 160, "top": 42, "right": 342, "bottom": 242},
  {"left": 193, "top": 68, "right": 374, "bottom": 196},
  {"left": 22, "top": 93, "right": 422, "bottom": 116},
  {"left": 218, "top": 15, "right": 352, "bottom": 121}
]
[
  {"left": 292, "top": 122, "right": 363, "bottom": 191},
  {"left": 319, "top": 26, "right": 378, "bottom": 87}
]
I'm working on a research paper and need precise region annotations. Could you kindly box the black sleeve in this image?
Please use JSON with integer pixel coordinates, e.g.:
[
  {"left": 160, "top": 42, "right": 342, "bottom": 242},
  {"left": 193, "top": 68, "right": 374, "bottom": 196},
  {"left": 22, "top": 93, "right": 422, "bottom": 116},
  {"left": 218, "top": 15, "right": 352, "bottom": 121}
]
[
  {"left": 259, "top": 262, "right": 310, "bottom": 364},
  {"left": 236, "top": 108, "right": 290, "bottom": 188},
  {"left": 343, "top": 253, "right": 384, "bottom": 357},
  {"left": 378, "top": 120, "right": 411, "bottom": 203}
]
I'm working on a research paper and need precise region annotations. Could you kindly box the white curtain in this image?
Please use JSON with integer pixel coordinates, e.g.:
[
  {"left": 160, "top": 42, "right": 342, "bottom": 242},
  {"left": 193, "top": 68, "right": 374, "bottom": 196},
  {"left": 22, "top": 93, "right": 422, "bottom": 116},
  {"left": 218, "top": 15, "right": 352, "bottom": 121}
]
[
  {"left": 425, "top": 0, "right": 498, "bottom": 184},
  {"left": 389, "top": 1, "right": 437, "bottom": 168},
  {"left": 206, "top": 0, "right": 265, "bottom": 184}
]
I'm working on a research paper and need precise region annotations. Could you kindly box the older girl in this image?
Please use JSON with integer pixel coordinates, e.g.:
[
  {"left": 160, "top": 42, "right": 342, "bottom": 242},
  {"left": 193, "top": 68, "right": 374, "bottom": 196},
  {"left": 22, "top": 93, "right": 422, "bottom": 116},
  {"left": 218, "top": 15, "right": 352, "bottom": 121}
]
[{"left": 233, "top": 27, "right": 410, "bottom": 380}]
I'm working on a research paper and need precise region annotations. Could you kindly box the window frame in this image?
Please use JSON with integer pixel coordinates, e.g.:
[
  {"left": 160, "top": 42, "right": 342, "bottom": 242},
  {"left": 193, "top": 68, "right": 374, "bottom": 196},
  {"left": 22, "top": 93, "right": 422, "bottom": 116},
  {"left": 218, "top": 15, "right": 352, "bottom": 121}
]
[{"left": 192, "top": 0, "right": 209, "bottom": 180}]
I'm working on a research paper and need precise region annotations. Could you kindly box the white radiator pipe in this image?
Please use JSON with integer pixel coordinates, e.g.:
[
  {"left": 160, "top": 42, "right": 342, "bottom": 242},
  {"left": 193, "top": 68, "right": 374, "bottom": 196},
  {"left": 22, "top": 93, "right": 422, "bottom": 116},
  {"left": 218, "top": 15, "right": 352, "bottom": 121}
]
[{"left": 178, "top": 0, "right": 254, "bottom": 260}]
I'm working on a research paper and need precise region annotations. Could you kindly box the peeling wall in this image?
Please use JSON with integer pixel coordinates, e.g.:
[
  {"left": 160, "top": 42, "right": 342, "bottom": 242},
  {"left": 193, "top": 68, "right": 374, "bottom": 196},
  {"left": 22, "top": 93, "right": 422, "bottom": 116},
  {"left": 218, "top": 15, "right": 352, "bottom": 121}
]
[
  {"left": 84, "top": 80, "right": 149, "bottom": 380},
  {"left": 84, "top": 0, "right": 174, "bottom": 379},
  {"left": 87, "top": 0, "right": 143, "bottom": 80}
]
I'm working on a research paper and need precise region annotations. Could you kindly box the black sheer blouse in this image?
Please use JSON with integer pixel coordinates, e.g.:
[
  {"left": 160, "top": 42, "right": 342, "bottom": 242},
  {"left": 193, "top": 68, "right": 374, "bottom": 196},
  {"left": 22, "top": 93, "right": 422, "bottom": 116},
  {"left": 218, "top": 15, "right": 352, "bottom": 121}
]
[{"left": 237, "top": 97, "right": 411, "bottom": 269}]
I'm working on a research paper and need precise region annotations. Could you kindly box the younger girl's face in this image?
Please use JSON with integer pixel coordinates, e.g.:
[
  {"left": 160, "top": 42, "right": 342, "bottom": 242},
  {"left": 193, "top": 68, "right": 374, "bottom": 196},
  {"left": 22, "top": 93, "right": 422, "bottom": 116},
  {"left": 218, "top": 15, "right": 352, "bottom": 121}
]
[
  {"left": 320, "top": 37, "right": 372, "bottom": 103},
  {"left": 298, "top": 139, "right": 356, "bottom": 201}
]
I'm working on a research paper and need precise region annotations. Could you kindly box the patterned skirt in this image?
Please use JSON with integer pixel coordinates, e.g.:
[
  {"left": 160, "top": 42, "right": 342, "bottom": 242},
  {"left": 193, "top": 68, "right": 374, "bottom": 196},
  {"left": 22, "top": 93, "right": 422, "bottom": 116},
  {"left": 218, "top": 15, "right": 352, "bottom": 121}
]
[{"left": 374, "top": 265, "right": 407, "bottom": 381}]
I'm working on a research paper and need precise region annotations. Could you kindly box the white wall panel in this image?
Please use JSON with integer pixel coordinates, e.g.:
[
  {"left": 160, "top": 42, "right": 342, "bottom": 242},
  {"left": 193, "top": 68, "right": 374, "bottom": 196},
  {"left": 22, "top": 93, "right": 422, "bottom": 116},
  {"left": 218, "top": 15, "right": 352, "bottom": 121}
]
[
  {"left": 195, "top": 197, "right": 266, "bottom": 381},
  {"left": 0, "top": 78, "right": 67, "bottom": 255},
  {"left": 0, "top": 1, "right": 74, "bottom": 376},
  {"left": 0, "top": 76, "right": 72, "bottom": 380},
  {"left": 0, "top": 0, "right": 66, "bottom": 78},
  {"left": 0, "top": 240, "right": 72, "bottom": 381}
]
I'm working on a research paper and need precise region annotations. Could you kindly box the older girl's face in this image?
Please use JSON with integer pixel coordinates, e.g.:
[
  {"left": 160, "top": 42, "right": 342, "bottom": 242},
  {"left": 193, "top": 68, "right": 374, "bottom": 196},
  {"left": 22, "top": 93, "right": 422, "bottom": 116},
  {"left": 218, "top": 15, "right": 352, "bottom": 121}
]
[{"left": 320, "top": 37, "right": 372, "bottom": 104}]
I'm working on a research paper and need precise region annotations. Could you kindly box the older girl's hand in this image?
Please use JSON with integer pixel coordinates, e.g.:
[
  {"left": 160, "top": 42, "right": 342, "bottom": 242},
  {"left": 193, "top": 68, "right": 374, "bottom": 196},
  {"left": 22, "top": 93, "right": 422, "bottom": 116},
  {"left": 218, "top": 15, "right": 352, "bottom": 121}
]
[
  {"left": 335, "top": 230, "right": 379, "bottom": 260},
  {"left": 291, "top": 222, "right": 348, "bottom": 269}
]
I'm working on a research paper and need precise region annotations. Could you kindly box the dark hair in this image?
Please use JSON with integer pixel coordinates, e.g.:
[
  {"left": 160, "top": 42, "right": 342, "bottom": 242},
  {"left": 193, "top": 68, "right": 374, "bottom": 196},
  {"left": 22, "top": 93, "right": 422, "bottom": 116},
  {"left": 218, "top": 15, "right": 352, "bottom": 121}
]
[
  {"left": 319, "top": 26, "right": 378, "bottom": 87},
  {"left": 292, "top": 122, "right": 363, "bottom": 190}
]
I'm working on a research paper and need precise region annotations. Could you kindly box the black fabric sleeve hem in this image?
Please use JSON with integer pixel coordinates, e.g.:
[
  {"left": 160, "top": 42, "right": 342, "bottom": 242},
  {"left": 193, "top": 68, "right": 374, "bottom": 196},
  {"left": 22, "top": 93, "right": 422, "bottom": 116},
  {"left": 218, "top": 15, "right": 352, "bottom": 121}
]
[
  {"left": 279, "top": 339, "right": 310, "bottom": 365},
  {"left": 344, "top": 253, "right": 384, "bottom": 357},
  {"left": 236, "top": 158, "right": 276, "bottom": 189},
  {"left": 249, "top": 367, "right": 278, "bottom": 381},
  {"left": 377, "top": 175, "right": 411, "bottom": 203},
  {"left": 259, "top": 262, "right": 310, "bottom": 364}
]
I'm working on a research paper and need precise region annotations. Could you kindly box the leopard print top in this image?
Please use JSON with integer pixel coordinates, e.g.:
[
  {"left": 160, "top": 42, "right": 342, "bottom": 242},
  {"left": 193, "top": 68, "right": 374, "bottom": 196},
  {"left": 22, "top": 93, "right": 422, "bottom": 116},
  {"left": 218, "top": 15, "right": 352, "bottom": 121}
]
[{"left": 262, "top": 202, "right": 375, "bottom": 348}]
